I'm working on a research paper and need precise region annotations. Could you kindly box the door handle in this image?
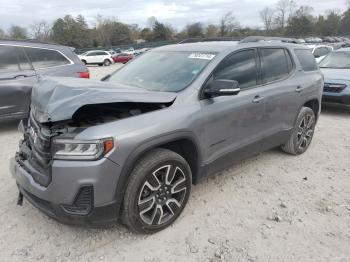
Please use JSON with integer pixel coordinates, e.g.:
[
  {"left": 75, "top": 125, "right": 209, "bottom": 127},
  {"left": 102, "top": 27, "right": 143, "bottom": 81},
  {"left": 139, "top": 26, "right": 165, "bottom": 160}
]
[
  {"left": 295, "top": 86, "right": 304, "bottom": 93},
  {"left": 252, "top": 95, "right": 264, "bottom": 103}
]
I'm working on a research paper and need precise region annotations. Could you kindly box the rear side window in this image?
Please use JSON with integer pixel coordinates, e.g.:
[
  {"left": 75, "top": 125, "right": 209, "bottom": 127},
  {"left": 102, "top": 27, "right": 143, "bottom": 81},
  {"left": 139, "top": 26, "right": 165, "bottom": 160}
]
[
  {"left": 214, "top": 49, "right": 257, "bottom": 89},
  {"left": 0, "top": 45, "right": 19, "bottom": 72},
  {"left": 260, "top": 48, "right": 293, "bottom": 83},
  {"left": 295, "top": 49, "right": 318, "bottom": 71},
  {"left": 24, "top": 47, "right": 71, "bottom": 69}
]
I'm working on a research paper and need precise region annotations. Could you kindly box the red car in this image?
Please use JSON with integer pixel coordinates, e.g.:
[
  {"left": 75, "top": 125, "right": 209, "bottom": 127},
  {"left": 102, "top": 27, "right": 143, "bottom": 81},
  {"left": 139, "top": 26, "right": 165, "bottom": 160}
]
[{"left": 113, "top": 53, "right": 134, "bottom": 64}]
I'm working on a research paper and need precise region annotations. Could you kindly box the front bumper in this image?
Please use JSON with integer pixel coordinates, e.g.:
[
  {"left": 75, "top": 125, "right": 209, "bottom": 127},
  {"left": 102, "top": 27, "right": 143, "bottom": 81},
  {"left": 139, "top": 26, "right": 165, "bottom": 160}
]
[
  {"left": 10, "top": 156, "right": 123, "bottom": 226},
  {"left": 322, "top": 93, "right": 350, "bottom": 105}
]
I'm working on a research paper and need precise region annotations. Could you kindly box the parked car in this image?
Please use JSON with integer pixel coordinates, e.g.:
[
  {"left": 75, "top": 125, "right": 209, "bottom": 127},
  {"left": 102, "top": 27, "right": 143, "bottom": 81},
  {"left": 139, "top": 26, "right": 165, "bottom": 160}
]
[
  {"left": 307, "top": 45, "right": 333, "bottom": 62},
  {"left": 319, "top": 48, "right": 350, "bottom": 106},
  {"left": 113, "top": 53, "right": 134, "bottom": 63},
  {"left": 78, "top": 50, "right": 114, "bottom": 66},
  {"left": 11, "top": 41, "right": 323, "bottom": 233},
  {"left": 123, "top": 47, "right": 135, "bottom": 55},
  {"left": 0, "top": 40, "right": 89, "bottom": 121}
]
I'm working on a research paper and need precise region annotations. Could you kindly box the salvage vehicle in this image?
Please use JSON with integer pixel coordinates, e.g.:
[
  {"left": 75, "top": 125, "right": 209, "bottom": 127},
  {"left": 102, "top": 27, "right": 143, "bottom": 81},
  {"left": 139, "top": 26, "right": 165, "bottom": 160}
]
[
  {"left": 10, "top": 41, "right": 323, "bottom": 234},
  {"left": 78, "top": 50, "right": 114, "bottom": 66},
  {"left": 319, "top": 48, "right": 350, "bottom": 106},
  {"left": 0, "top": 40, "right": 89, "bottom": 121}
]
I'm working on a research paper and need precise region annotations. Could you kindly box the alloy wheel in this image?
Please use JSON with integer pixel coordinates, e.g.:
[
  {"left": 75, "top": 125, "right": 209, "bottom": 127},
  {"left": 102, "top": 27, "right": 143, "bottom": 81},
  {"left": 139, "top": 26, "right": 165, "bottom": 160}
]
[
  {"left": 296, "top": 114, "right": 315, "bottom": 150},
  {"left": 138, "top": 164, "right": 187, "bottom": 226}
]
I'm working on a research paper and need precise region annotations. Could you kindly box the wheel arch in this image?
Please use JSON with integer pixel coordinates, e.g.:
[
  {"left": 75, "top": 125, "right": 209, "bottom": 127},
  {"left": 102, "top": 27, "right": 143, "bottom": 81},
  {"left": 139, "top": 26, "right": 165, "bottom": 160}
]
[
  {"left": 303, "top": 98, "right": 320, "bottom": 121},
  {"left": 113, "top": 132, "right": 202, "bottom": 216}
]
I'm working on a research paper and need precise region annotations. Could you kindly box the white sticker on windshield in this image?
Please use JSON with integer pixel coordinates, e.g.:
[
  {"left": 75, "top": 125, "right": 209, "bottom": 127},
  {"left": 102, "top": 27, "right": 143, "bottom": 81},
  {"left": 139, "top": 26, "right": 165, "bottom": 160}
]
[{"left": 188, "top": 53, "right": 216, "bottom": 60}]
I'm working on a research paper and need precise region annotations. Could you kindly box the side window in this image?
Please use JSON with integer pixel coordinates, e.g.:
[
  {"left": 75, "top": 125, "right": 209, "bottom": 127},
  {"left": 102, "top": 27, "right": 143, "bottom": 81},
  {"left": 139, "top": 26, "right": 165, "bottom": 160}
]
[
  {"left": 295, "top": 49, "right": 318, "bottom": 72},
  {"left": 0, "top": 45, "right": 19, "bottom": 72},
  {"left": 24, "top": 47, "right": 70, "bottom": 69},
  {"left": 260, "top": 48, "right": 292, "bottom": 83},
  {"left": 17, "top": 47, "right": 32, "bottom": 70},
  {"left": 214, "top": 49, "right": 257, "bottom": 89},
  {"left": 87, "top": 52, "right": 97, "bottom": 56},
  {"left": 96, "top": 51, "right": 107, "bottom": 56}
]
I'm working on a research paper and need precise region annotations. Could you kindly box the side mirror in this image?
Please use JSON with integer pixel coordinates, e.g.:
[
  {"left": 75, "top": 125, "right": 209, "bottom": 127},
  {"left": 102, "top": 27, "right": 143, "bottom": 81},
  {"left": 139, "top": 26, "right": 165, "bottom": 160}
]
[{"left": 204, "top": 79, "right": 240, "bottom": 98}]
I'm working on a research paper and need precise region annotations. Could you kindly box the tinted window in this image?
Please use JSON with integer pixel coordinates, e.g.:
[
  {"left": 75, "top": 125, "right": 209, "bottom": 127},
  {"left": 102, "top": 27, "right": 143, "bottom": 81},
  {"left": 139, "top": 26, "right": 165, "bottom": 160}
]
[
  {"left": 0, "top": 45, "right": 19, "bottom": 72},
  {"left": 214, "top": 49, "right": 257, "bottom": 89},
  {"left": 260, "top": 48, "right": 292, "bottom": 83},
  {"left": 95, "top": 51, "right": 107, "bottom": 56},
  {"left": 24, "top": 47, "right": 70, "bottom": 69},
  {"left": 86, "top": 52, "right": 97, "bottom": 56},
  {"left": 295, "top": 49, "right": 318, "bottom": 71}
]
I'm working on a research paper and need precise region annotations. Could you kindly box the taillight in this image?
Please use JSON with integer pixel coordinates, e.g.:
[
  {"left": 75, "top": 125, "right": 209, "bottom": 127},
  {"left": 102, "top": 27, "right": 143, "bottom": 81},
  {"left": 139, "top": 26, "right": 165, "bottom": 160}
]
[{"left": 79, "top": 71, "right": 90, "bottom": 79}]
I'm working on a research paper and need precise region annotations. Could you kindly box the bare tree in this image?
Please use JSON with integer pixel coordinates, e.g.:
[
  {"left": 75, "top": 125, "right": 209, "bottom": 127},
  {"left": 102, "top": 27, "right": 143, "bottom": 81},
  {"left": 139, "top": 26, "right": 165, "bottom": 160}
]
[
  {"left": 8, "top": 25, "right": 27, "bottom": 39},
  {"left": 206, "top": 24, "right": 219, "bottom": 37},
  {"left": 0, "top": 28, "right": 5, "bottom": 39},
  {"left": 260, "top": 7, "right": 275, "bottom": 33},
  {"left": 275, "top": 0, "right": 296, "bottom": 30},
  {"left": 219, "top": 12, "right": 240, "bottom": 37},
  {"left": 30, "top": 21, "right": 51, "bottom": 41}
]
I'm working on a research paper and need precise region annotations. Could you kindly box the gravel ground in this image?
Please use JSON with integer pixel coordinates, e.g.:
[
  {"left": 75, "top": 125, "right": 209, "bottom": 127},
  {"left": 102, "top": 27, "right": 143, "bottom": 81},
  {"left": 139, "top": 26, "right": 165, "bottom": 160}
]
[{"left": 0, "top": 65, "right": 349, "bottom": 262}]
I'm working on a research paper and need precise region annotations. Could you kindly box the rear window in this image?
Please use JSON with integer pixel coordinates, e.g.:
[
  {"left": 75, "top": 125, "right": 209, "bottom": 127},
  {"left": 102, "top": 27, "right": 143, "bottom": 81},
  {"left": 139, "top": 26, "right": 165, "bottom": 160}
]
[
  {"left": 24, "top": 47, "right": 71, "bottom": 69},
  {"left": 260, "top": 48, "right": 293, "bottom": 83},
  {"left": 295, "top": 49, "right": 318, "bottom": 71}
]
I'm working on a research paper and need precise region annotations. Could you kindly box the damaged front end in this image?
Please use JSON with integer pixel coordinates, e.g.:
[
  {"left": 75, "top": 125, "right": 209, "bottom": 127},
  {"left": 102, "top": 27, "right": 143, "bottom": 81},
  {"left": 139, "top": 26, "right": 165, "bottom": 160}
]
[{"left": 16, "top": 77, "right": 176, "bottom": 187}]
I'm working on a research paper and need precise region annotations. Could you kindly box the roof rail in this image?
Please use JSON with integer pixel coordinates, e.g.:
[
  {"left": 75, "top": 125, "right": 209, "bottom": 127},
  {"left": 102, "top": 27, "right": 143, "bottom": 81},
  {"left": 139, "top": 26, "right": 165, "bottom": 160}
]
[
  {"left": 239, "top": 36, "right": 301, "bottom": 44},
  {"left": 0, "top": 38, "right": 62, "bottom": 46},
  {"left": 179, "top": 37, "right": 242, "bottom": 44}
]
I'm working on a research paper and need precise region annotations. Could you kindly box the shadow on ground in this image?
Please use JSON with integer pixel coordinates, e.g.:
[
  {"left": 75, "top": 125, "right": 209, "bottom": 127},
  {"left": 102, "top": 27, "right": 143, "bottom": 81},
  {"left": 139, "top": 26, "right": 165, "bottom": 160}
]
[{"left": 0, "top": 120, "right": 20, "bottom": 133}]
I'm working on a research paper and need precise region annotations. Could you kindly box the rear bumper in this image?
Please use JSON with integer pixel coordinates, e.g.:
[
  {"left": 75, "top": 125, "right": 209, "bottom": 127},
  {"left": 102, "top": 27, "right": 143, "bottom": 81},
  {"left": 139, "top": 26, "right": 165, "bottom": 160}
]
[{"left": 10, "top": 156, "right": 123, "bottom": 226}]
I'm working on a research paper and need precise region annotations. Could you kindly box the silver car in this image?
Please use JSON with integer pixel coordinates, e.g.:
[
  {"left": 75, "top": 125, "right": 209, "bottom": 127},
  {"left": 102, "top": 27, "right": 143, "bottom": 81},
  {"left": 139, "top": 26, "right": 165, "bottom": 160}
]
[
  {"left": 10, "top": 41, "right": 323, "bottom": 233},
  {"left": 0, "top": 40, "right": 89, "bottom": 121},
  {"left": 319, "top": 48, "right": 350, "bottom": 106}
]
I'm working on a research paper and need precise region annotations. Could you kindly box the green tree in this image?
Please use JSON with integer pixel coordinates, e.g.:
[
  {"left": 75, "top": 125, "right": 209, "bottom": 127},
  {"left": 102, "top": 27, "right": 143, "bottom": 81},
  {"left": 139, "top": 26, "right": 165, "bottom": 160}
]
[
  {"left": 323, "top": 11, "right": 342, "bottom": 36},
  {"left": 8, "top": 25, "right": 27, "bottom": 39},
  {"left": 314, "top": 15, "right": 326, "bottom": 36},
  {"left": 186, "top": 22, "right": 204, "bottom": 38},
  {"left": 52, "top": 15, "right": 92, "bottom": 48},
  {"left": 152, "top": 21, "right": 173, "bottom": 41},
  {"left": 340, "top": 8, "right": 350, "bottom": 35},
  {"left": 140, "top": 28, "right": 153, "bottom": 41},
  {"left": 94, "top": 17, "right": 132, "bottom": 46},
  {"left": 286, "top": 6, "right": 314, "bottom": 37}
]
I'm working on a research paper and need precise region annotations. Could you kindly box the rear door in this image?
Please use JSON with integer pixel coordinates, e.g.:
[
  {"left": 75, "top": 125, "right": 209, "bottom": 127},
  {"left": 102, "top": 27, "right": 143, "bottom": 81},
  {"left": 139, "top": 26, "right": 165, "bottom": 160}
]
[
  {"left": 0, "top": 45, "right": 36, "bottom": 120},
  {"left": 257, "top": 47, "right": 302, "bottom": 149}
]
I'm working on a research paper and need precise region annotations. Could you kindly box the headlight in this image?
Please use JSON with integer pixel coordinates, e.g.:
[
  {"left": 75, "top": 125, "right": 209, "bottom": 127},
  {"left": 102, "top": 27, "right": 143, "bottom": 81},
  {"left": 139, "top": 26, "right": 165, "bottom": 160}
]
[{"left": 52, "top": 138, "right": 114, "bottom": 160}]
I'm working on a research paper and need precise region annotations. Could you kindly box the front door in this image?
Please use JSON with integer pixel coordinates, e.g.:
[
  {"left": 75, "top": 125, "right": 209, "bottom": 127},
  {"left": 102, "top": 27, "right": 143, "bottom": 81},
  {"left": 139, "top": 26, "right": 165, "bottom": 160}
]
[{"left": 201, "top": 49, "right": 267, "bottom": 173}]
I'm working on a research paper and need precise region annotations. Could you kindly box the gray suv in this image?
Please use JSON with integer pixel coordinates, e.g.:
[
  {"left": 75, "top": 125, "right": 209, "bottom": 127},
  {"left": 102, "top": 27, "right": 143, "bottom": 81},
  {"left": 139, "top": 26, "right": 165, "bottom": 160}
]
[
  {"left": 0, "top": 40, "right": 89, "bottom": 121},
  {"left": 10, "top": 41, "right": 323, "bottom": 234}
]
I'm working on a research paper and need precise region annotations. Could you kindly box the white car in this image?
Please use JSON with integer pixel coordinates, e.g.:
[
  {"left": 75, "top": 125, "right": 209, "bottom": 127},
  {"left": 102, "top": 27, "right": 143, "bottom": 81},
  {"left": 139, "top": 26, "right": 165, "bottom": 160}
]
[
  {"left": 307, "top": 45, "right": 334, "bottom": 63},
  {"left": 122, "top": 48, "right": 136, "bottom": 55},
  {"left": 78, "top": 50, "right": 114, "bottom": 66}
]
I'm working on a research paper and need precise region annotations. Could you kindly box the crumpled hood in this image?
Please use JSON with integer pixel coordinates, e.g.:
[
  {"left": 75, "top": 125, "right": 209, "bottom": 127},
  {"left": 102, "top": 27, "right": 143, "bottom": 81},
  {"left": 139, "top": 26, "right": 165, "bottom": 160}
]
[
  {"left": 321, "top": 68, "right": 350, "bottom": 82},
  {"left": 31, "top": 77, "right": 177, "bottom": 123}
]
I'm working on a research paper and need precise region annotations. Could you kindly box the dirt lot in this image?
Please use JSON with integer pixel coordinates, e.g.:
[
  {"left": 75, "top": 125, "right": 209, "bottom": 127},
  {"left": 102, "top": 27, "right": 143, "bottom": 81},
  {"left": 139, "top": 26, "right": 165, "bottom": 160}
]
[{"left": 0, "top": 65, "right": 349, "bottom": 262}]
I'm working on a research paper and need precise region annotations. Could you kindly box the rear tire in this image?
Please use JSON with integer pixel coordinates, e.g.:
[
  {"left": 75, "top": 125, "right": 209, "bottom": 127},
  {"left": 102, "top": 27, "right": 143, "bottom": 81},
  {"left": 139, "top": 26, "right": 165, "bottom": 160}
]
[
  {"left": 282, "top": 107, "right": 316, "bottom": 155},
  {"left": 121, "top": 148, "right": 192, "bottom": 234},
  {"left": 104, "top": 59, "right": 111, "bottom": 66}
]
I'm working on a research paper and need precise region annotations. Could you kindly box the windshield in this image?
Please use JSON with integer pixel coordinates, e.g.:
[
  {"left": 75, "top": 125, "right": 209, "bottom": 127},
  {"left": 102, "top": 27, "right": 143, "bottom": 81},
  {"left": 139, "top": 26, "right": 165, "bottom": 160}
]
[
  {"left": 107, "top": 51, "right": 215, "bottom": 92},
  {"left": 319, "top": 51, "right": 350, "bottom": 69}
]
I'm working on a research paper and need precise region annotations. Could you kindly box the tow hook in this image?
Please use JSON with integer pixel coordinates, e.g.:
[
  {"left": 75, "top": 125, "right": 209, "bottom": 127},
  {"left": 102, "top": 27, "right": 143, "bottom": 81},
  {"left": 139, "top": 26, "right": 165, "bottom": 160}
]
[{"left": 17, "top": 192, "right": 23, "bottom": 206}]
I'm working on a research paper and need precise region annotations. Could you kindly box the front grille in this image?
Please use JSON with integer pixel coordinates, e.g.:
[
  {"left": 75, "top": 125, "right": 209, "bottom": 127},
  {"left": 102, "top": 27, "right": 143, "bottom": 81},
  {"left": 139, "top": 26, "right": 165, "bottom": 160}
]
[
  {"left": 19, "top": 113, "right": 53, "bottom": 186},
  {"left": 323, "top": 83, "right": 346, "bottom": 93},
  {"left": 61, "top": 186, "right": 94, "bottom": 215}
]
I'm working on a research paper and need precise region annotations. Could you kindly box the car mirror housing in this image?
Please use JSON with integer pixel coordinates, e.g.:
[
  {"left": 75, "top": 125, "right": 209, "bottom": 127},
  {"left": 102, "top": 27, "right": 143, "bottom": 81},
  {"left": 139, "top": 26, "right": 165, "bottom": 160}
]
[{"left": 204, "top": 79, "right": 240, "bottom": 98}]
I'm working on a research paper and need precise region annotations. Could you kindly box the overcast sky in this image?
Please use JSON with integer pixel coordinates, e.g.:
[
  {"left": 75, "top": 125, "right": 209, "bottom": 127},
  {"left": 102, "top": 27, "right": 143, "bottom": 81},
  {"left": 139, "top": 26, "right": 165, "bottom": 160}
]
[{"left": 0, "top": 0, "right": 347, "bottom": 31}]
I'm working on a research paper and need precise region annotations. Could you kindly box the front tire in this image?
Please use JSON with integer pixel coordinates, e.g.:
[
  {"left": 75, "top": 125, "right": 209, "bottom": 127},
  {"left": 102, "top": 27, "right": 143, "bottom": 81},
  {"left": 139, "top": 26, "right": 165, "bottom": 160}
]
[
  {"left": 282, "top": 107, "right": 316, "bottom": 155},
  {"left": 122, "top": 148, "right": 192, "bottom": 234}
]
